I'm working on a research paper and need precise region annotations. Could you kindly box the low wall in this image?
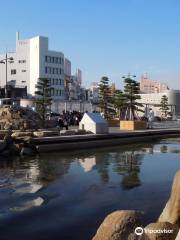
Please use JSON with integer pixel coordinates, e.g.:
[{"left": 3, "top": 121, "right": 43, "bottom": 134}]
[{"left": 34, "top": 129, "right": 180, "bottom": 153}]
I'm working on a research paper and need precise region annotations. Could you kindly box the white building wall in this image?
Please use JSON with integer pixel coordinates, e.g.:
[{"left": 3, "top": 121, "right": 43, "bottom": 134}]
[
  {"left": 64, "top": 58, "right": 71, "bottom": 76},
  {"left": 29, "top": 36, "right": 40, "bottom": 95},
  {"left": 138, "top": 90, "right": 180, "bottom": 118},
  {"left": 15, "top": 36, "right": 30, "bottom": 91},
  {"left": 0, "top": 33, "right": 65, "bottom": 100}
]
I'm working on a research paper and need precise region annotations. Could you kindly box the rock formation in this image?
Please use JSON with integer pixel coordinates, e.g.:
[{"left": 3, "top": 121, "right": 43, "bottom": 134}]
[
  {"left": 92, "top": 210, "right": 143, "bottom": 240},
  {"left": 0, "top": 105, "right": 41, "bottom": 130},
  {"left": 143, "top": 222, "right": 179, "bottom": 240},
  {"left": 158, "top": 171, "right": 180, "bottom": 226},
  {"left": 175, "top": 230, "right": 180, "bottom": 240},
  {"left": 92, "top": 171, "right": 180, "bottom": 240}
]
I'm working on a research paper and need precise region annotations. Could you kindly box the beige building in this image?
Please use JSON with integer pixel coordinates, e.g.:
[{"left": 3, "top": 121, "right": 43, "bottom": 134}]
[{"left": 140, "top": 74, "right": 169, "bottom": 93}]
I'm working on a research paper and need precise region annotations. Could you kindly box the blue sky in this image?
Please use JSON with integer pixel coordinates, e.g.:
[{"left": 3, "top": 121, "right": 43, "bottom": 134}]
[{"left": 0, "top": 0, "right": 180, "bottom": 89}]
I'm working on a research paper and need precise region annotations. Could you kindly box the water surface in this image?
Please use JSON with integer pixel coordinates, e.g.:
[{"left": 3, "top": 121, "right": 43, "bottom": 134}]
[{"left": 0, "top": 138, "right": 180, "bottom": 240}]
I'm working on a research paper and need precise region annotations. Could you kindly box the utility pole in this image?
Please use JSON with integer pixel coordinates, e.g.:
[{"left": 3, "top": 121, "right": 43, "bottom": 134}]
[{"left": 0, "top": 53, "right": 14, "bottom": 98}]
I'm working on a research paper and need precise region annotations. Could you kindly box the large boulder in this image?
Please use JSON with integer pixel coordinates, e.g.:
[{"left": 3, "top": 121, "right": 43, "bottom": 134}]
[
  {"left": 11, "top": 131, "right": 33, "bottom": 138},
  {"left": 60, "top": 130, "right": 76, "bottom": 136},
  {"left": 175, "top": 230, "right": 180, "bottom": 240},
  {"left": 143, "top": 222, "right": 179, "bottom": 240},
  {"left": 92, "top": 210, "right": 144, "bottom": 240},
  {"left": 0, "top": 106, "right": 41, "bottom": 130},
  {"left": 158, "top": 171, "right": 180, "bottom": 226},
  {"left": 33, "top": 130, "right": 59, "bottom": 137},
  {"left": 128, "top": 233, "right": 144, "bottom": 240}
]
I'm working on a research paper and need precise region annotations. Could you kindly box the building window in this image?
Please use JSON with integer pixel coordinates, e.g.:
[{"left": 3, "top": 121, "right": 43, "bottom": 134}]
[
  {"left": 47, "top": 56, "right": 51, "bottom": 63},
  {"left": 22, "top": 70, "right": 26, "bottom": 72},
  {"left": 19, "top": 60, "right": 26, "bottom": 63},
  {"left": 11, "top": 69, "right": 16, "bottom": 75},
  {"left": 45, "top": 67, "right": 48, "bottom": 74}
]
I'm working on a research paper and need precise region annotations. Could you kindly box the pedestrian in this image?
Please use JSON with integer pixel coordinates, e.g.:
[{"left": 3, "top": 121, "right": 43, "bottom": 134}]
[
  {"left": 58, "top": 117, "right": 64, "bottom": 129},
  {"left": 63, "top": 118, "right": 68, "bottom": 130},
  {"left": 147, "top": 109, "right": 154, "bottom": 129}
]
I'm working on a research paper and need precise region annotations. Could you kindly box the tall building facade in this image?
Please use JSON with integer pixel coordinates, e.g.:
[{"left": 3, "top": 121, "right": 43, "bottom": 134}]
[
  {"left": 89, "top": 82, "right": 99, "bottom": 103},
  {"left": 66, "top": 69, "right": 82, "bottom": 101},
  {"left": 64, "top": 58, "right": 72, "bottom": 100},
  {"left": 140, "top": 74, "right": 169, "bottom": 94},
  {"left": 0, "top": 33, "right": 65, "bottom": 100}
]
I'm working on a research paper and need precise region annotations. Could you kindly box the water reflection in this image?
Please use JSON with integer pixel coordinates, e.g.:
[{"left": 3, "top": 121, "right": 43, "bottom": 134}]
[
  {"left": 10, "top": 197, "right": 44, "bottom": 212},
  {"left": 114, "top": 152, "right": 142, "bottom": 189},
  {"left": 0, "top": 140, "right": 180, "bottom": 217},
  {"left": 79, "top": 157, "right": 96, "bottom": 172}
]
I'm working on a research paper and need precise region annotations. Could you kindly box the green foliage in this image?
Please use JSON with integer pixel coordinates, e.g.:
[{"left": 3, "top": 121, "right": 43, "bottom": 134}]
[
  {"left": 159, "top": 95, "right": 169, "bottom": 118},
  {"left": 98, "top": 76, "right": 111, "bottom": 118},
  {"left": 98, "top": 75, "right": 144, "bottom": 120},
  {"left": 35, "top": 78, "right": 53, "bottom": 126},
  {"left": 123, "top": 77, "right": 143, "bottom": 120},
  {"left": 113, "top": 90, "right": 127, "bottom": 119}
]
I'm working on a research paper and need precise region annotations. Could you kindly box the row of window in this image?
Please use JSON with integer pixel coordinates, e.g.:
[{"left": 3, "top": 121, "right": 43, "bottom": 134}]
[
  {"left": 11, "top": 69, "right": 26, "bottom": 74},
  {"left": 19, "top": 60, "right": 26, "bottom": 63},
  {"left": 49, "top": 78, "right": 64, "bottom": 86},
  {"left": 51, "top": 88, "right": 64, "bottom": 96},
  {"left": 45, "top": 67, "right": 64, "bottom": 75},
  {"left": 45, "top": 56, "right": 64, "bottom": 64}
]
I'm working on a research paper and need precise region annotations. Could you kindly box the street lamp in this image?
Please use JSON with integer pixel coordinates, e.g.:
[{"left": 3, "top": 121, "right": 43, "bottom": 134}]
[{"left": 0, "top": 53, "right": 14, "bottom": 98}]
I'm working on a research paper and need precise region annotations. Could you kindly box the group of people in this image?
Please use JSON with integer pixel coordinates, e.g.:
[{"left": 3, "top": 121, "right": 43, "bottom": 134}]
[
  {"left": 57, "top": 111, "right": 83, "bottom": 130},
  {"left": 51, "top": 108, "right": 155, "bottom": 130}
]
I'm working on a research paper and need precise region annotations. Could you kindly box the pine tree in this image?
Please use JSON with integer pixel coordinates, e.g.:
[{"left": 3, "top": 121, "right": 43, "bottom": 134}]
[
  {"left": 35, "top": 78, "right": 53, "bottom": 126},
  {"left": 160, "top": 95, "right": 169, "bottom": 118},
  {"left": 123, "top": 76, "right": 143, "bottom": 120},
  {"left": 113, "top": 90, "right": 127, "bottom": 119},
  {"left": 98, "top": 76, "right": 111, "bottom": 118}
]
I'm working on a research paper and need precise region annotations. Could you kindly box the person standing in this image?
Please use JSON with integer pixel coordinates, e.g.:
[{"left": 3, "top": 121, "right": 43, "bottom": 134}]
[
  {"left": 63, "top": 118, "right": 68, "bottom": 130},
  {"left": 147, "top": 109, "right": 154, "bottom": 129},
  {"left": 58, "top": 117, "right": 64, "bottom": 129}
]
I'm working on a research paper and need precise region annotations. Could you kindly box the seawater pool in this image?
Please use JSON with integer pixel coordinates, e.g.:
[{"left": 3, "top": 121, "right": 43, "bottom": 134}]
[{"left": 0, "top": 138, "right": 180, "bottom": 240}]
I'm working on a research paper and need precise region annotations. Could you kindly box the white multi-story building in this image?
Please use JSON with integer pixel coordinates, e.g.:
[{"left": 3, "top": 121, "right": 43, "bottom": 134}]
[
  {"left": 0, "top": 32, "right": 65, "bottom": 100},
  {"left": 138, "top": 90, "right": 180, "bottom": 118}
]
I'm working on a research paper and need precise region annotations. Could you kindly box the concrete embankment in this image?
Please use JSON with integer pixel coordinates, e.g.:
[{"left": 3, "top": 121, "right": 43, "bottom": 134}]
[{"left": 33, "top": 129, "right": 180, "bottom": 153}]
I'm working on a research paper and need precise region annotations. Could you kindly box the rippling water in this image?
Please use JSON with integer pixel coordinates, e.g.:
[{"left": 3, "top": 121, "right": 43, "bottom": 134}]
[{"left": 0, "top": 138, "right": 180, "bottom": 240}]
